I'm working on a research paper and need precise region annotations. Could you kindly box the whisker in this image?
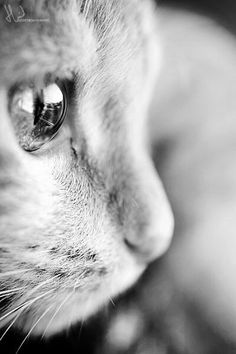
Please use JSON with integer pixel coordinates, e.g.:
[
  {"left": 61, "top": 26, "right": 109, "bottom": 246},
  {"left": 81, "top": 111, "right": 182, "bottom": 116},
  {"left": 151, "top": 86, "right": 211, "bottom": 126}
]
[
  {"left": 0, "top": 277, "right": 56, "bottom": 316},
  {"left": 0, "top": 291, "right": 51, "bottom": 342},
  {"left": 0, "top": 297, "right": 13, "bottom": 305},
  {"left": 0, "top": 288, "right": 24, "bottom": 296},
  {"left": 78, "top": 293, "right": 93, "bottom": 341},
  {"left": 41, "top": 290, "right": 75, "bottom": 338},
  {"left": 0, "top": 275, "right": 59, "bottom": 322},
  {"left": 109, "top": 296, "right": 116, "bottom": 307},
  {"left": 0, "top": 309, "right": 24, "bottom": 341},
  {"left": 16, "top": 304, "right": 54, "bottom": 354},
  {"left": 22, "top": 276, "right": 58, "bottom": 299},
  {"left": 0, "top": 277, "right": 59, "bottom": 341},
  {"left": 0, "top": 290, "right": 53, "bottom": 323},
  {"left": 0, "top": 302, "right": 33, "bottom": 323}
]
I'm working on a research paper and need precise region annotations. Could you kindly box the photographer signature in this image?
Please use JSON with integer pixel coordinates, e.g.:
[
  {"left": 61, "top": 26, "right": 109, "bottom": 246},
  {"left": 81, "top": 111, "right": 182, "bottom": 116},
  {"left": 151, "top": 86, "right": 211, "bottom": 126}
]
[{"left": 4, "top": 4, "right": 49, "bottom": 23}]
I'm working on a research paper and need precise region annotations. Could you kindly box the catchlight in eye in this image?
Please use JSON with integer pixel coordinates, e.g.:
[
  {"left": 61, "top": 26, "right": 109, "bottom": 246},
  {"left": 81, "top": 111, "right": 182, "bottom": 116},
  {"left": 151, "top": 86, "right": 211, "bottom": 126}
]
[{"left": 8, "top": 80, "right": 68, "bottom": 152}]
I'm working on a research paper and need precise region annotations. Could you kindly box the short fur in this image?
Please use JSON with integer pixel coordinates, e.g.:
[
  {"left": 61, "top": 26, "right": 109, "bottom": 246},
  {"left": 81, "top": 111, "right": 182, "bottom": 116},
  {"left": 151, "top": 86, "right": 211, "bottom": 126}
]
[
  {"left": 0, "top": 0, "right": 173, "bottom": 334},
  {"left": 2, "top": 0, "right": 236, "bottom": 348}
]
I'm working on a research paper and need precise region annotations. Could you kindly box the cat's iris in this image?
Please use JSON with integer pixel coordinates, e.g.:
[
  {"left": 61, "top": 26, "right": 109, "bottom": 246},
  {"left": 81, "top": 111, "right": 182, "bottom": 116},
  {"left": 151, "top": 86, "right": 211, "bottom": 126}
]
[{"left": 8, "top": 81, "right": 67, "bottom": 152}]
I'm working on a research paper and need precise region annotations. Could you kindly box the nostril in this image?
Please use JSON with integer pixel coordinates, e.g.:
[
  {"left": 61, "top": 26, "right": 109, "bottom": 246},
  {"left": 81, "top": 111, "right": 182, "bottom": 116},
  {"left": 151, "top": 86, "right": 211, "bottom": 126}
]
[{"left": 125, "top": 231, "right": 173, "bottom": 263}]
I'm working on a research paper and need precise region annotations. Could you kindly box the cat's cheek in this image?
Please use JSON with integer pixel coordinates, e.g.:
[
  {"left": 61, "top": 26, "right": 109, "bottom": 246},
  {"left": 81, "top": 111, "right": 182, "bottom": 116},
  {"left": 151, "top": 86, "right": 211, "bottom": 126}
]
[
  {"left": 18, "top": 264, "right": 145, "bottom": 336},
  {"left": 111, "top": 253, "right": 145, "bottom": 295}
]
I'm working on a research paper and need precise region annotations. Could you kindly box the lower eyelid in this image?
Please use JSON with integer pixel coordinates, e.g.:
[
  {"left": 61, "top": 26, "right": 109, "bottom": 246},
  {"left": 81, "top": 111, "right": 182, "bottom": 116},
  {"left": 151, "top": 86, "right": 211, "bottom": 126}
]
[{"left": 31, "top": 125, "right": 72, "bottom": 156}]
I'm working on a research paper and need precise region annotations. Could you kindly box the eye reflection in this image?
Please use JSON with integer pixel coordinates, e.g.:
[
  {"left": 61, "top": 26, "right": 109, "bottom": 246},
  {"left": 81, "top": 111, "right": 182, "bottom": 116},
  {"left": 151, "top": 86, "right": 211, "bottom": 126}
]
[{"left": 9, "top": 81, "right": 67, "bottom": 152}]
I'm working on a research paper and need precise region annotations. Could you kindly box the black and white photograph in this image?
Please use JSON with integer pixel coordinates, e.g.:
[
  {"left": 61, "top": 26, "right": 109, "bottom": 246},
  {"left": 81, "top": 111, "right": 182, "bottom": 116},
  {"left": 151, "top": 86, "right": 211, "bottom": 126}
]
[{"left": 1, "top": 0, "right": 236, "bottom": 353}]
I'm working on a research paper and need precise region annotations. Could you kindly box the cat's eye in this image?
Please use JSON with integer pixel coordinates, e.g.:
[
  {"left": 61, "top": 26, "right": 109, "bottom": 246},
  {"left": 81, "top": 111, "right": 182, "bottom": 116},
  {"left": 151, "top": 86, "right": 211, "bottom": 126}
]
[{"left": 8, "top": 81, "right": 67, "bottom": 152}]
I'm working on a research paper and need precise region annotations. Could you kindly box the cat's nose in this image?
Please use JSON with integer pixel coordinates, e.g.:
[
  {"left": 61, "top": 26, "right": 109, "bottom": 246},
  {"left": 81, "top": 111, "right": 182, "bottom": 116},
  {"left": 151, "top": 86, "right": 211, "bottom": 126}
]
[
  {"left": 141, "top": 201, "right": 174, "bottom": 262},
  {"left": 124, "top": 157, "right": 174, "bottom": 263},
  {"left": 125, "top": 198, "right": 174, "bottom": 263}
]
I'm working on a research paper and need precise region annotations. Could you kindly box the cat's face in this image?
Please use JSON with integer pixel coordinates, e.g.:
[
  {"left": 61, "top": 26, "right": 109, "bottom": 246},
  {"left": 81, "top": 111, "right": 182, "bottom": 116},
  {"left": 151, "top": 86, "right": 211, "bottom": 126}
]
[{"left": 0, "top": 0, "right": 173, "bottom": 334}]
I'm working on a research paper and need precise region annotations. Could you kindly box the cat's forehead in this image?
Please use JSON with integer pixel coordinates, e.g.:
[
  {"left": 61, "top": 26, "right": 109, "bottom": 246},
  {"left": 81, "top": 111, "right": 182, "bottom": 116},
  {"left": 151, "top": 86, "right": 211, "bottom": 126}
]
[
  {"left": 0, "top": 0, "right": 86, "bottom": 19},
  {"left": 0, "top": 0, "right": 97, "bottom": 85},
  {"left": 0, "top": 0, "right": 130, "bottom": 86},
  {"left": 0, "top": 0, "right": 142, "bottom": 86}
]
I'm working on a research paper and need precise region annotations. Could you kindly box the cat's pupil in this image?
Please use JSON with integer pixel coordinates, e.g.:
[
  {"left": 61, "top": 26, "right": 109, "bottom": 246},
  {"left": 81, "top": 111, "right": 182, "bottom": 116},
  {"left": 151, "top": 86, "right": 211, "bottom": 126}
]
[{"left": 8, "top": 82, "right": 67, "bottom": 152}]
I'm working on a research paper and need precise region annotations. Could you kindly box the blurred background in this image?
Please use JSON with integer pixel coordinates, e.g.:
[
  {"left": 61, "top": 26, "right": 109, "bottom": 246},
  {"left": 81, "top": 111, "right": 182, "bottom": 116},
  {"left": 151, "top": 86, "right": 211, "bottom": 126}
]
[{"left": 160, "top": 0, "right": 236, "bottom": 34}]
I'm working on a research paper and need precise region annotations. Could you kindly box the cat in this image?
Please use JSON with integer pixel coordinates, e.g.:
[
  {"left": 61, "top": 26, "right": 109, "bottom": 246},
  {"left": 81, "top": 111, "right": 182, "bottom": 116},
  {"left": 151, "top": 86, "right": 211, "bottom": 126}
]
[
  {"left": 1, "top": 0, "right": 236, "bottom": 351},
  {"left": 0, "top": 0, "right": 174, "bottom": 336}
]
